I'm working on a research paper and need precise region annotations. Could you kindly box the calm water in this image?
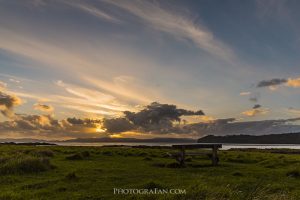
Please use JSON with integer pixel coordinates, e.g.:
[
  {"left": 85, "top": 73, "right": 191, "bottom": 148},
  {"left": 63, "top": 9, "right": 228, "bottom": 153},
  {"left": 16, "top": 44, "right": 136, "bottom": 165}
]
[{"left": 54, "top": 142, "right": 300, "bottom": 150}]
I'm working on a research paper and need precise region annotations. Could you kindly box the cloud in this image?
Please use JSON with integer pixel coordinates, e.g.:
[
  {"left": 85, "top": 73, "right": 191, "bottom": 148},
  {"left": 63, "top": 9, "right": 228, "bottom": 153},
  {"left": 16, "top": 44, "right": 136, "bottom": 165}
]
[
  {"left": 286, "top": 78, "right": 300, "bottom": 88},
  {"left": 240, "top": 92, "right": 251, "bottom": 96},
  {"left": 187, "top": 117, "right": 300, "bottom": 136},
  {"left": 101, "top": 102, "right": 205, "bottom": 133},
  {"left": 242, "top": 107, "right": 269, "bottom": 117},
  {"left": 256, "top": 77, "right": 300, "bottom": 90},
  {"left": 53, "top": 80, "right": 133, "bottom": 116},
  {"left": 102, "top": 118, "right": 134, "bottom": 133},
  {"left": 123, "top": 102, "right": 204, "bottom": 131},
  {"left": 63, "top": 0, "right": 120, "bottom": 23},
  {"left": 287, "top": 107, "right": 300, "bottom": 115},
  {"left": 0, "top": 114, "right": 105, "bottom": 139},
  {"left": 0, "top": 81, "right": 7, "bottom": 90},
  {"left": 253, "top": 104, "right": 262, "bottom": 109},
  {"left": 0, "top": 104, "right": 300, "bottom": 139},
  {"left": 66, "top": 117, "right": 101, "bottom": 126},
  {"left": 34, "top": 103, "right": 54, "bottom": 112},
  {"left": 0, "top": 91, "right": 22, "bottom": 118},
  {"left": 257, "top": 78, "right": 287, "bottom": 88},
  {"left": 9, "top": 78, "right": 21, "bottom": 83},
  {"left": 199, "top": 115, "right": 216, "bottom": 123},
  {"left": 103, "top": 0, "right": 235, "bottom": 61}
]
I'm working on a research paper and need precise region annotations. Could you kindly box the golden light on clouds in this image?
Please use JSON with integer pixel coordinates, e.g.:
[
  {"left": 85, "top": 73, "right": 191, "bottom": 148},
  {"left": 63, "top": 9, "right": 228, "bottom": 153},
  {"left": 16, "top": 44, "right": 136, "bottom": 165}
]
[
  {"left": 242, "top": 108, "right": 269, "bottom": 117},
  {"left": 110, "top": 131, "right": 148, "bottom": 139},
  {"left": 95, "top": 124, "right": 105, "bottom": 133},
  {"left": 199, "top": 115, "right": 216, "bottom": 122},
  {"left": 287, "top": 78, "right": 300, "bottom": 88}
]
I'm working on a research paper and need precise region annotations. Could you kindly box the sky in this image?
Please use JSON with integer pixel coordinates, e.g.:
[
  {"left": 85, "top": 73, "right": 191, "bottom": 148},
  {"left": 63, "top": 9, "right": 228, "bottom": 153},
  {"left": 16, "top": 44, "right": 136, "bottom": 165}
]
[{"left": 1, "top": 0, "right": 300, "bottom": 140}]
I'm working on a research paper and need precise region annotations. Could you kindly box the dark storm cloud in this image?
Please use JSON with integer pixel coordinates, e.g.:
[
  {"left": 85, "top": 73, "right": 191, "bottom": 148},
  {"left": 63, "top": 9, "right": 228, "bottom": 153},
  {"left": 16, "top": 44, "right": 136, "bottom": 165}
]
[
  {"left": 124, "top": 102, "right": 204, "bottom": 126},
  {"left": 257, "top": 78, "right": 287, "bottom": 88},
  {"left": 100, "top": 102, "right": 205, "bottom": 133},
  {"left": 253, "top": 104, "right": 261, "bottom": 109},
  {"left": 67, "top": 117, "right": 85, "bottom": 125},
  {"left": 0, "top": 91, "right": 22, "bottom": 117},
  {"left": 66, "top": 117, "right": 101, "bottom": 127},
  {"left": 102, "top": 118, "right": 134, "bottom": 133}
]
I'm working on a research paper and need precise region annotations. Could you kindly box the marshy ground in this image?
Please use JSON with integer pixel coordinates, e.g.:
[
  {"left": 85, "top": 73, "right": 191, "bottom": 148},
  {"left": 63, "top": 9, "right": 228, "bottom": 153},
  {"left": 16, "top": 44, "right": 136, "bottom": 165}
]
[{"left": 1, "top": 145, "right": 300, "bottom": 199}]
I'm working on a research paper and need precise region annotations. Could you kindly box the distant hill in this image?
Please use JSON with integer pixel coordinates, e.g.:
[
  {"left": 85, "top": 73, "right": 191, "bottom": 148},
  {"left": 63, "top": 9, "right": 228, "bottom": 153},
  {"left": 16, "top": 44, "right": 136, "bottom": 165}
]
[
  {"left": 0, "top": 138, "right": 48, "bottom": 143},
  {"left": 61, "top": 137, "right": 196, "bottom": 143},
  {"left": 198, "top": 132, "right": 300, "bottom": 144}
]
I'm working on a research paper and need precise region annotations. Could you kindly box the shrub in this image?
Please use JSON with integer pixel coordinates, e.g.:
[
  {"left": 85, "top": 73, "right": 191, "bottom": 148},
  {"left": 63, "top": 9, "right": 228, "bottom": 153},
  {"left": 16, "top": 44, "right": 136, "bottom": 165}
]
[
  {"left": 152, "top": 163, "right": 166, "bottom": 168},
  {"left": 81, "top": 151, "right": 90, "bottom": 158},
  {"left": 232, "top": 172, "right": 243, "bottom": 176},
  {"left": 0, "top": 156, "right": 53, "bottom": 175},
  {"left": 32, "top": 150, "right": 54, "bottom": 157},
  {"left": 143, "top": 157, "right": 153, "bottom": 161},
  {"left": 185, "top": 157, "right": 193, "bottom": 162},
  {"left": 102, "top": 151, "right": 113, "bottom": 156},
  {"left": 66, "top": 153, "right": 83, "bottom": 160},
  {"left": 286, "top": 169, "right": 300, "bottom": 178},
  {"left": 166, "top": 162, "right": 182, "bottom": 168},
  {"left": 161, "top": 153, "right": 170, "bottom": 158},
  {"left": 65, "top": 172, "right": 77, "bottom": 180},
  {"left": 143, "top": 181, "right": 165, "bottom": 189},
  {"left": 138, "top": 152, "right": 148, "bottom": 156}
]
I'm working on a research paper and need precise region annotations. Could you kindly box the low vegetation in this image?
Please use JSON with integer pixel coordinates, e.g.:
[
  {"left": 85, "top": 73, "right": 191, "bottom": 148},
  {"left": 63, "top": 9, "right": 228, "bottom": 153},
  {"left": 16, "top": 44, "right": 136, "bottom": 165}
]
[{"left": 0, "top": 145, "right": 300, "bottom": 199}]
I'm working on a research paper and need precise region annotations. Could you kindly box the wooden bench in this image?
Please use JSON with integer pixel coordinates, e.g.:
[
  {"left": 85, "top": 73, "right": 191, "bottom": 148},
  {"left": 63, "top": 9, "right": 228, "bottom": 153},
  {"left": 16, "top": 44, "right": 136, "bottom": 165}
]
[{"left": 171, "top": 144, "right": 222, "bottom": 166}]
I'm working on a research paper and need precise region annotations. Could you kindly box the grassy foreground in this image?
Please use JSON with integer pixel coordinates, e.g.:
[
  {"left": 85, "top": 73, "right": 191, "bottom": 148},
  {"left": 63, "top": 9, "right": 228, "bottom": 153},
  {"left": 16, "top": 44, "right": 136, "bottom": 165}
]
[{"left": 1, "top": 145, "right": 300, "bottom": 199}]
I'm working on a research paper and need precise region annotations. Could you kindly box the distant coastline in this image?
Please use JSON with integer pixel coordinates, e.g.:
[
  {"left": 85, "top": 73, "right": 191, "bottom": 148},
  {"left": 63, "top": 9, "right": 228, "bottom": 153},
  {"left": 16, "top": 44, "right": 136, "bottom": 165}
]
[{"left": 198, "top": 132, "right": 300, "bottom": 144}]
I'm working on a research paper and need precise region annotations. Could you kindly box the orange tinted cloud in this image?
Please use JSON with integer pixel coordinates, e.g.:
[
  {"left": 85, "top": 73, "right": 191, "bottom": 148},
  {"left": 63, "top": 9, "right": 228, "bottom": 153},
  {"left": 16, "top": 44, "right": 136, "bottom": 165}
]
[
  {"left": 242, "top": 108, "right": 269, "bottom": 117},
  {"left": 286, "top": 78, "right": 300, "bottom": 88}
]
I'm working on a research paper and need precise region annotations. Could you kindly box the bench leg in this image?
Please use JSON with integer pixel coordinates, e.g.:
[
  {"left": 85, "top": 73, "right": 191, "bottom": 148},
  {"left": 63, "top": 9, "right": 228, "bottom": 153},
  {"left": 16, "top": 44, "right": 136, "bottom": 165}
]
[
  {"left": 211, "top": 146, "right": 219, "bottom": 166},
  {"left": 175, "top": 147, "right": 185, "bottom": 167}
]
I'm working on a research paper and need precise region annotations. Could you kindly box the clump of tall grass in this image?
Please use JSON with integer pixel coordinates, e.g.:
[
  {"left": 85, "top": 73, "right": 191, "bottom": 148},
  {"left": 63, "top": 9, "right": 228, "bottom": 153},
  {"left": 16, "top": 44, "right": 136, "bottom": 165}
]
[
  {"left": 65, "top": 151, "right": 90, "bottom": 160},
  {"left": 0, "top": 155, "right": 53, "bottom": 175},
  {"left": 66, "top": 153, "right": 83, "bottom": 160},
  {"left": 142, "top": 181, "right": 165, "bottom": 190},
  {"left": 31, "top": 149, "right": 54, "bottom": 157},
  {"left": 102, "top": 151, "right": 113, "bottom": 156},
  {"left": 143, "top": 157, "right": 152, "bottom": 161},
  {"left": 65, "top": 172, "right": 77, "bottom": 180},
  {"left": 286, "top": 169, "right": 300, "bottom": 178}
]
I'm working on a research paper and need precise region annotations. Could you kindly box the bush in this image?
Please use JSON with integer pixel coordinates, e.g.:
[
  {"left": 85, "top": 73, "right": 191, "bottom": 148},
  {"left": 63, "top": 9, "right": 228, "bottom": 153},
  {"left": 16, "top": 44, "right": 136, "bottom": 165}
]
[
  {"left": 32, "top": 150, "right": 54, "bottom": 157},
  {"left": 143, "top": 181, "right": 165, "bottom": 189},
  {"left": 232, "top": 172, "right": 243, "bottom": 176},
  {"left": 0, "top": 156, "right": 53, "bottom": 175},
  {"left": 286, "top": 169, "right": 300, "bottom": 178},
  {"left": 161, "top": 153, "right": 170, "bottom": 158},
  {"left": 66, "top": 153, "right": 83, "bottom": 160},
  {"left": 152, "top": 163, "right": 165, "bottom": 168},
  {"left": 185, "top": 157, "right": 193, "bottom": 162},
  {"left": 81, "top": 151, "right": 90, "bottom": 158},
  {"left": 102, "top": 151, "right": 113, "bottom": 156},
  {"left": 65, "top": 172, "right": 77, "bottom": 180},
  {"left": 138, "top": 152, "right": 148, "bottom": 157},
  {"left": 166, "top": 162, "right": 182, "bottom": 168},
  {"left": 143, "top": 157, "right": 153, "bottom": 161}
]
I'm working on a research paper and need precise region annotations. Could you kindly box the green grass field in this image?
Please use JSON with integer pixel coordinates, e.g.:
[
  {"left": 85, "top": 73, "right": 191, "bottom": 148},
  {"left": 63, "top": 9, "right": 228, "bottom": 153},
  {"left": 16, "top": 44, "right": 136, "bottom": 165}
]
[{"left": 1, "top": 145, "right": 300, "bottom": 200}]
